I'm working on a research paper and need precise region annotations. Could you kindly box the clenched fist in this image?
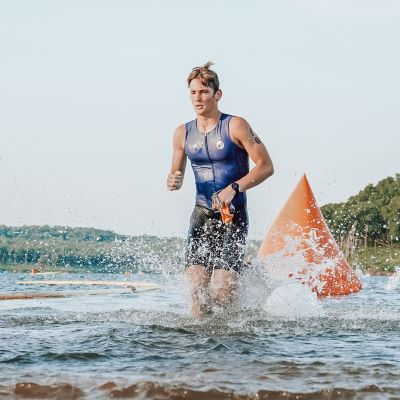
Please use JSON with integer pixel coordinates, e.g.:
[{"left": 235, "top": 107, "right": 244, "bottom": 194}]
[{"left": 167, "top": 171, "right": 183, "bottom": 191}]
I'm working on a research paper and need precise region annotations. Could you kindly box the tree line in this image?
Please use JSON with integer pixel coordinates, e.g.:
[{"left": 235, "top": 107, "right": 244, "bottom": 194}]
[
  {"left": 0, "top": 225, "right": 125, "bottom": 242},
  {"left": 321, "top": 174, "right": 400, "bottom": 244}
]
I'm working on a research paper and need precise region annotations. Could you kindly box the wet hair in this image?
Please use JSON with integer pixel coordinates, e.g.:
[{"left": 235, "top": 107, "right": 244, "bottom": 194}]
[{"left": 187, "top": 61, "right": 220, "bottom": 95}]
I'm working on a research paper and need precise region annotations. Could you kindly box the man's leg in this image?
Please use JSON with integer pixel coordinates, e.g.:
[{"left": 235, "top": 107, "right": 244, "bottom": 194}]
[
  {"left": 208, "top": 205, "right": 248, "bottom": 309},
  {"left": 186, "top": 264, "right": 212, "bottom": 317},
  {"left": 209, "top": 268, "right": 239, "bottom": 308}
]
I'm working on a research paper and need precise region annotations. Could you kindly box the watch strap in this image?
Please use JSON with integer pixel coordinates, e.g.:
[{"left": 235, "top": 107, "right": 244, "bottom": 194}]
[{"left": 231, "top": 182, "right": 240, "bottom": 195}]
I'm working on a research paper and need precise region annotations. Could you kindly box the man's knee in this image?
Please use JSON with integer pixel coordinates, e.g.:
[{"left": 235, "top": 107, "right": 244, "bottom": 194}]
[
  {"left": 209, "top": 286, "right": 232, "bottom": 306},
  {"left": 209, "top": 269, "right": 238, "bottom": 306}
]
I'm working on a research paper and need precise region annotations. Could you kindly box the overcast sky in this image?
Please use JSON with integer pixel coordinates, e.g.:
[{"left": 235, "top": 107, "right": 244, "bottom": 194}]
[{"left": 1, "top": 0, "right": 399, "bottom": 239}]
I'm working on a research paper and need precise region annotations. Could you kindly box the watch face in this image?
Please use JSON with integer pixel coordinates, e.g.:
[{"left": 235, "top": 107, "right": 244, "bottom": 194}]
[{"left": 231, "top": 183, "right": 239, "bottom": 193}]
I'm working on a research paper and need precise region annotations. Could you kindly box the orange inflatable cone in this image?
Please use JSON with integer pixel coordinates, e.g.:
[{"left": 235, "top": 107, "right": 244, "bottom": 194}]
[{"left": 258, "top": 174, "right": 362, "bottom": 296}]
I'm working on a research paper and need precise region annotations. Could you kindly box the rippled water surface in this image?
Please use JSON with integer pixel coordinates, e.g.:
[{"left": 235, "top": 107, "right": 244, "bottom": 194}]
[{"left": 1, "top": 271, "right": 400, "bottom": 399}]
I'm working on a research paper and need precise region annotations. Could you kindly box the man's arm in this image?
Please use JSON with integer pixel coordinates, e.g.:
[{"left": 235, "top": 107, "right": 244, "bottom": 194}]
[
  {"left": 167, "top": 124, "right": 187, "bottom": 191},
  {"left": 216, "top": 116, "right": 274, "bottom": 206}
]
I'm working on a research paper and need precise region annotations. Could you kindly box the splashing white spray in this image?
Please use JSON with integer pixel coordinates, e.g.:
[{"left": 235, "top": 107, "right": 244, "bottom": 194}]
[{"left": 386, "top": 267, "right": 400, "bottom": 290}]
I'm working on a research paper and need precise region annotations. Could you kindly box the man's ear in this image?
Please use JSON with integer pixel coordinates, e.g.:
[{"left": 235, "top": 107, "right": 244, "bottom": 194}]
[{"left": 215, "top": 89, "right": 222, "bottom": 101}]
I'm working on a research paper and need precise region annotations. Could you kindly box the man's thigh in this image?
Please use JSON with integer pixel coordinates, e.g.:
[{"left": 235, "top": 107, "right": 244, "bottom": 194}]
[{"left": 186, "top": 265, "right": 212, "bottom": 287}]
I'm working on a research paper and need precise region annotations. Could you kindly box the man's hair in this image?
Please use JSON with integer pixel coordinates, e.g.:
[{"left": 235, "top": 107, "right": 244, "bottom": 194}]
[{"left": 187, "top": 61, "right": 220, "bottom": 95}]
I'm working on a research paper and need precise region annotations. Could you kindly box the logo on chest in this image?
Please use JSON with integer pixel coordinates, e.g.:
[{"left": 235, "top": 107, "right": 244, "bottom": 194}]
[
  {"left": 216, "top": 140, "right": 225, "bottom": 150},
  {"left": 191, "top": 141, "right": 203, "bottom": 152}
]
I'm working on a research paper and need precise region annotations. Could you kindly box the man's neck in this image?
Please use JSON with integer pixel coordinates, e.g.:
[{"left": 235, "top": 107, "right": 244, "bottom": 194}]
[{"left": 196, "top": 110, "right": 222, "bottom": 133}]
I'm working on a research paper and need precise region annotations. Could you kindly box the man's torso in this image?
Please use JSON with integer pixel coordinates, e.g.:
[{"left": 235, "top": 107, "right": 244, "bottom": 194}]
[{"left": 184, "top": 113, "right": 249, "bottom": 209}]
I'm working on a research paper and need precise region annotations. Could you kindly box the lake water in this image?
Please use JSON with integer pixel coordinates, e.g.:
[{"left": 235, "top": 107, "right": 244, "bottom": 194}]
[{"left": 0, "top": 269, "right": 399, "bottom": 399}]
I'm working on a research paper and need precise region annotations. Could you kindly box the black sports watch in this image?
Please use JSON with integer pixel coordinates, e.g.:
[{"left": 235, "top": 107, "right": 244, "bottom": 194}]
[{"left": 231, "top": 182, "right": 240, "bottom": 196}]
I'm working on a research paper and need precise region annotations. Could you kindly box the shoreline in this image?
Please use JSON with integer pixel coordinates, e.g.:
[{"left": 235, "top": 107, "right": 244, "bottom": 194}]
[{"left": 0, "top": 265, "right": 397, "bottom": 276}]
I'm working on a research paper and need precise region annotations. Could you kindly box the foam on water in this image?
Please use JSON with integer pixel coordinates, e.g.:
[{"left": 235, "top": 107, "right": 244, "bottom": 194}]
[{"left": 264, "top": 283, "right": 323, "bottom": 318}]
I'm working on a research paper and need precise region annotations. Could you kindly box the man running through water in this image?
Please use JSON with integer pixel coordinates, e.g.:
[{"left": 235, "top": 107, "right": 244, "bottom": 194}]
[{"left": 167, "top": 62, "right": 274, "bottom": 317}]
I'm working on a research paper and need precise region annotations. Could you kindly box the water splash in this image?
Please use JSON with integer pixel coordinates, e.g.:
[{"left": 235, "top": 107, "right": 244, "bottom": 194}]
[
  {"left": 385, "top": 267, "right": 400, "bottom": 290},
  {"left": 86, "top": 225, "right": 364, "bottom": 320},
  {"left": 113, "top": 236, "right": 184, "bottom": 272},
  {"left": 240, "top": 231, "right": 364, "bottom": 318},
  {"left": 264, "top": 284, "right": 323, "bottom": 318}
]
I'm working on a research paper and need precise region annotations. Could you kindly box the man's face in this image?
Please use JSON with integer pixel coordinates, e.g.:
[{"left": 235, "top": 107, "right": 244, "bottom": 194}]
[{"left": 189, "top": 78, "right": 221, "bottom": 116}]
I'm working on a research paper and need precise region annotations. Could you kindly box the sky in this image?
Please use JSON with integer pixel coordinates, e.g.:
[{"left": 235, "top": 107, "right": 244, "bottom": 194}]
[{"left": 1, "top": 0, "right": 399, "bottom": 239}]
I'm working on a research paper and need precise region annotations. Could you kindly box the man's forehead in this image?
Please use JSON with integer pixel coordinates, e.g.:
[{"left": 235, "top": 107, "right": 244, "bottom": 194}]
[{"left": 189, "top": 79, "right": 212, "bottom": 90}]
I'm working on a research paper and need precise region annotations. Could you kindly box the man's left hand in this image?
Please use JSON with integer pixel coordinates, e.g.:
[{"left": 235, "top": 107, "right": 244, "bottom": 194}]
[{"left": 212, "top": 186, "right": 236, "bottom": 210}]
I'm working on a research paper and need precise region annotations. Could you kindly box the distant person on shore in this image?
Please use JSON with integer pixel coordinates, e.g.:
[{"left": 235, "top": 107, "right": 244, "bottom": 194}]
[{"left": 167, "top": 62, "right": 274, "bottom": 317}]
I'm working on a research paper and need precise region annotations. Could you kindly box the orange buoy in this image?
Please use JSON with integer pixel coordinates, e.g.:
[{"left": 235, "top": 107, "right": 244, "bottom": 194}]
[{"left": 258, "top": 174, "right": 362, "bottom": 296}]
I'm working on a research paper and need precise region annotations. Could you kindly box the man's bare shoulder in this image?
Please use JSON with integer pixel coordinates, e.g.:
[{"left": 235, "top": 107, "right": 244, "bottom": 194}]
[
  {"left": 229, "top": 116, "right": 251, "bottom": 140},
  {"left": 174, "top": 124, "right": 185, "bottom": 134},
  {"left": 230, "top": 116, "right": 251, "bottom": 131},
  {"left": 173, "top": 124, "right": 186, "bottom": 149},
  {"left": 229, "top": 116, "right": 265, "bottom": 147}
]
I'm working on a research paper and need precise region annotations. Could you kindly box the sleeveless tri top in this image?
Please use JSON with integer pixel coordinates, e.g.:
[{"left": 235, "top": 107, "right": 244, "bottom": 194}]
[{"left": 184, "top": 113, "right": 249, "bottom": 209}]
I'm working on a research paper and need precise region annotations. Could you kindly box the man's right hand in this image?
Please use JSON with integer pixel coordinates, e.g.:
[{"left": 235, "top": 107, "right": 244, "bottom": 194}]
[{"left": 167, "top": 171, "right": 183, "bottom": 191}]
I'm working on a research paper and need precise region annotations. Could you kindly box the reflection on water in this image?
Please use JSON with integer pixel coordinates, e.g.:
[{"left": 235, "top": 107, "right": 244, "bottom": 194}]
[{"left": 0, "top": 269, "right": 400, "bottom": 399}]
